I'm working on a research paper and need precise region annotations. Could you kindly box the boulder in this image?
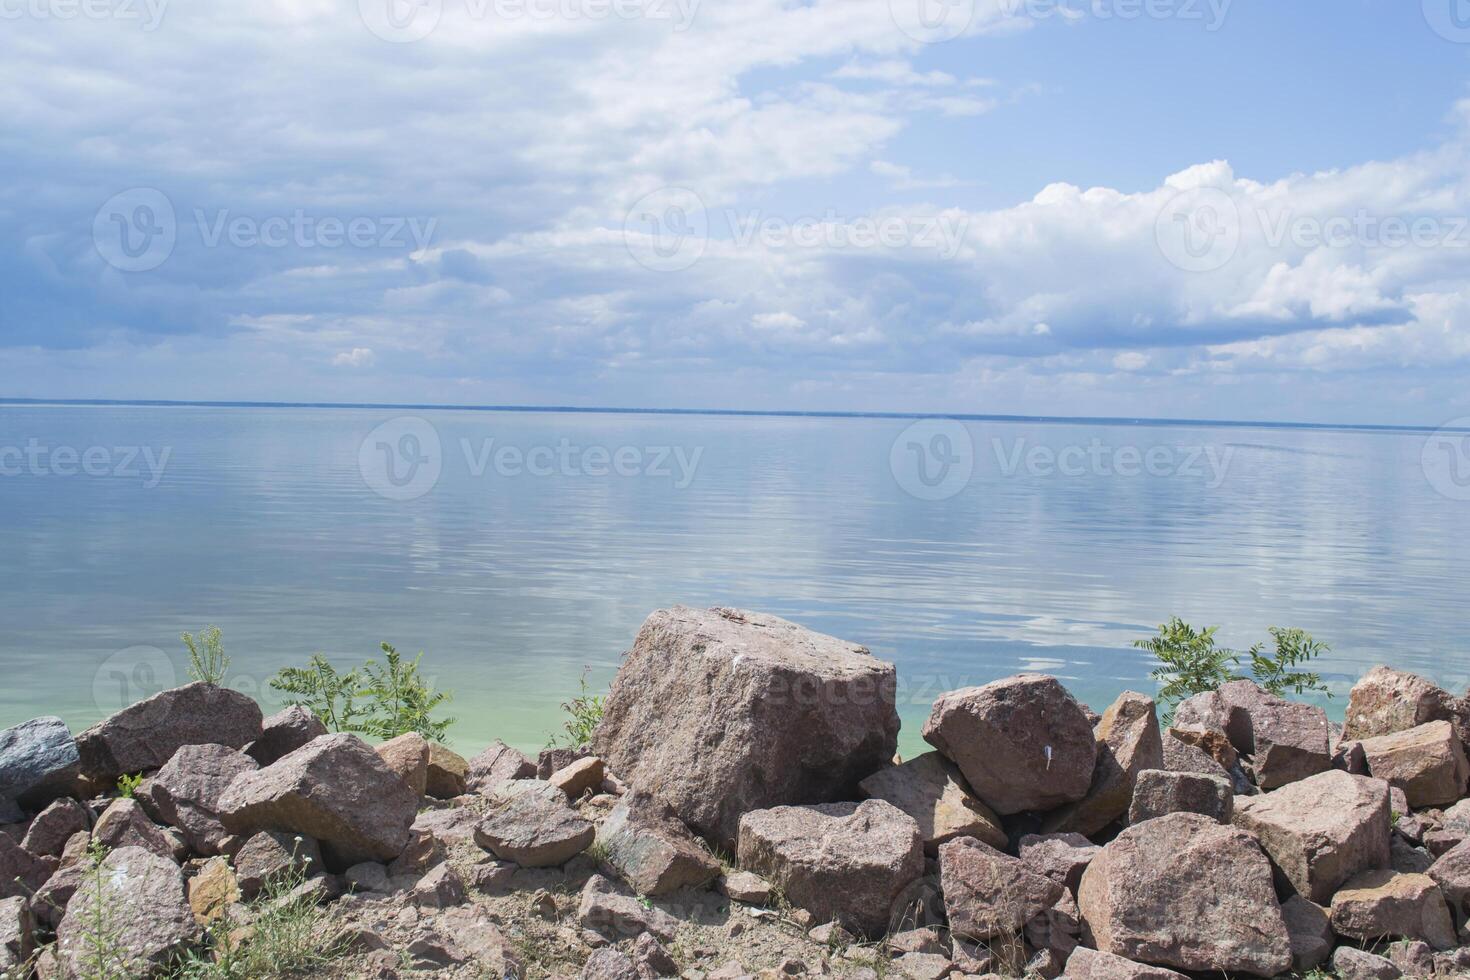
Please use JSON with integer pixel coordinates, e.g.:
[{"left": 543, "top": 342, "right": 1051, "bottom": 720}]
[
  {"left": 583, "top": 947, "right": 640, "bottom": 980},
  {"left": 595, "top": 790, "right": 721, "bottom": 895},
  {"left": 218, "top": 732, "right": 419, "bottom": 867},
  {"left": 1333, "top": 947, "right": 1404, "bottom": 980},
  {"left": 736, "top": 799, "right": 923, "bottom": 937},
  {"left": 425, "top": 743, "right": 468, "bottom": 799},
  {"left": 232, "top": 829, "right": 323, "bottom": 898},
  {"left": 151, "top": 743, "right": 257, "bottom": 855},
  {"left": 1161, "top": 724, "right": 1246, "bottom": 791},
  {"left": 1077, "top": 812, "right": 1292, "bottom": 977},
  {"left": 19, "top": 797, "right": 91, "bottom": 857},
  {"left": 0, "top": 717, "right": 80, "bottom": 811},
  {"left": 1280, "top": 894, "right": 1333, "bottom": 972},
  {"left": 1063, "top": 947, "right": 1187, "bottom": 979},
  {"left": 1043, "top": 692, "right": 1162, "bottom": 836},
  {"left": 75, "top": 682, "right": 263, "bottom": 783},
  {"left": 466, "top": 740, "right": 537, "bottom": 793},
  {"left": 29, "top": 860, "right": 83, "bottom": 929},
  {"left": 93, "top": 797, "right": 180, "bottom": 861},
  {"left": 474, "top": 780, "right": 595, "bottom": 867},
  {"left": 1231, "top": 769, "right": 1392, "bottom": 903},
  {"left": 550, "top": 756, "right": 606, "bottom": 800},
  {"left": 1329, "top": 869, "right": 1457, "bottom": 950},
  {"left": 1211, "top": 680, "right": 1332, "bottom": 789},
  {"left": 858, "top": 752, "right": 1006, "bottom": 854},
  {"left": 375, "top": 732, "right": 431, "bottom": 798},
  {"left": 0, "top": 834, "right": 51, "bottom": 900},
  {"left": 410, "top": 806, "right": 480, "bottom": 848},
  {"left": 245, "top": 705, "right": 327, "bottom": 767},
  {"left": 188, "top": 856, "right": 239, "bottom": 925},
  {"left": 1359, "top": 721, "right": 1470, "bottom": 808},
  {"left": 939, "top": 836, "right": 1063, "bottom": 941},
  {"left": 594, "top": 606, "right": 900, "bottom": 848},
  {"left": 1344, "top": 665, "right": 1470, "bottom": 747},
  {"left": 1127, "top": 769, "right": 1232, "bottom": 825},
  {"left": 56, "top": 846, "right": 201, "bottom": 975},
  {"left": 633, "top": 932, "right": 680, "bottom": 979},
  {"left": 1428, "top": 838, "right": 1470, "bottom": 917},
  {"left": 577, "top": 873, "right": 680, "bottom": 943},
  {"left": 1387, "top": 939, "right": 1437, "bottom": 977},
  {"left": 922, "top": 674, "right": 1096, "bottom": 816},
  {"left": 0, "top": 895, "right": 31, "bottom": 972},
  {"left": 1017, "top": 832, "right": 1100, "bottom": 894}
]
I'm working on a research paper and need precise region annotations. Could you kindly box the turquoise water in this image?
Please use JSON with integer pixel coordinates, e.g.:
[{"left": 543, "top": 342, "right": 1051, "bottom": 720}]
[{"left": 1, "top": 404, "right": 1466, "bottom": 758}]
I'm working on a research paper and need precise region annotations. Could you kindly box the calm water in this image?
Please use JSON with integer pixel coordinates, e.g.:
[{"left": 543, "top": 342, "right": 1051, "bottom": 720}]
[{"left": 1, "top": 404, "right": 1466, "bottom": 758}]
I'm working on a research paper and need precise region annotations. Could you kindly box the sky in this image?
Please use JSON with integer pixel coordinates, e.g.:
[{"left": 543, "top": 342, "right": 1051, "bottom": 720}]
[{"left": 1, "top": 0, "right": 1469, "bottom": 425}]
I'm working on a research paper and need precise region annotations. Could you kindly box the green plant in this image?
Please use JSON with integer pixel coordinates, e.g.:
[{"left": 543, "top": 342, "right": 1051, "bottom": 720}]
[
  {"left": 115, "top": 772, "right": 144, "bottom": 799},
  {"left": 70, "top": 841, "right": 132, "bottom": 980},
  {"left": 269, "top": 643, "right": 453, "bottom": 742},
  {"left": 553, "top": 668, "right": 605, "bottom": 749},
  {"left": 182, "top": 626, "right": 230, "bottom": 686},
  {"left": 1136, "top": 617, "right": 1332, "bottom": 720},
  {"left": 170, "top": 848, "right": 345, "bottom": 979}
]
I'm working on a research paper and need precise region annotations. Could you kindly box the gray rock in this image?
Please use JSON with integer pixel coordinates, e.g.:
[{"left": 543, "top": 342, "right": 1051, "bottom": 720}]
[
  {"left": 232, "top": 829, "right": 323, "bottom": 899},
  {"left": 858, "top": 751, "right": 1006, "bottom": 854},
  {"left": 0, "top": 835, "right": 50, "bottom": 900},
  {"left": 1017, "top": 832, "right": 1100, "bottom": 894},
  {"left": 577, "top": 873, "right": 680, "bottom": 943},
  {"left": 246, "top": 705, "right": 327, "bottom": 766},
  {"left": 1280, "top": 894, "right": 1333, "bottom": 972},
  {"left": 19, "top": 797, "right": 90, "bottom": 857},
  {"left": 594, "top": 606, "right": 900, "bottom": 848},
  {"left": 1043, "top": 691, "right": 1163, "bottom": 836},
  {"left": 940, "top": 836, "right": 1062, "bottom": 941},
  {"left": 1078, "top": 812, "right": 1292, "bottom": 977},
  {"left": 595, "top": 789, "right": 721, "bottom": 895},
  {"left": 75, "top": 682, "right": 263, "bottom": 784},
  {"left": 1232, "top": 769, "right": 1392, "bottom": 903},
  {"left": 1063, "top": 946, "right": 1187, "bottom": 979},
  {"left": 1128, "top": 768, "right": 1232, "bottom": 825},
  {"left": 922, "top": 674, "right": 1096, "bottom": 816},
  {"left": 474, "top": 780, "right": 595, "bottom": 867},
  {"left": 736, "top": 799, "right": 923, "bottom": 938},
  {"left": 56, "top": 846, "right": 201, "bottom": 975},
  {"left": 1329, "top": 869, "right": 1457, "bottom": 950},
  {"left": 0, "top": 717, "right": 80, "bottom": 811},
  {"left": 151, "top": 742, "right": 257, "bottom": 855},
  {"left": 1393, "top": 836, "right": 1435, "bottom": 874},
  {"left": 1332, "top": 946, "right": 1404, "bottom": 980},
  {"left": 218, "top": 732, "right": 418, "bottom": 868},
  {"left": 466, "top": 739, "right": 537, "bottom": 793}
]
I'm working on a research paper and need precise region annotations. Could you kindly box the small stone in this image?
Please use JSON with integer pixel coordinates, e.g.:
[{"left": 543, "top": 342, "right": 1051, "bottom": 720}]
[
  {"left": 530, "top": 889, "right": 559, "bottom": 919},
  {"left": 345, "top": 861, "right": 391, "bottom": 893},
  {"left": 1332, "top": 946, "right": 1403, "bottom": 980},
  {"left": 425, "top": 743, "right": 469, "bottom": 799},
  {"left": 596, "top": 790, "right": 721, "bottom": 895},
  {"left": 577, "top": 873, "right": 680, "bottom": 943},
  {"left": 634, "top": 932, "right": 680, "bottom": 979},
  {"left": 466, "top": 740, "right": 537, "bottom": 793},
  {"left": 716, "top": 871, "right": 771, "bottom": 904},
  {"left": 551, "top": 756, "right": 607, "bottom": 800},
  {"left": 474, "top": 780, "right": 596, "bottom": 867},
  {"left": 231, "top": 830, "right": 322, "bottom": 899},
  {"left": 0, "top": 895, "right": 33, "bottom": 972},
  {"left": 1280, "top": 895, "right": 1333, "bottom": 973},
  {"left": 1063, "top": 947, "right": 1188, "bottom": 979},
  {"left": 1386, "top": 939, "right": 1436, "bottom": 978},
  {"left": 808, "top": 921, "right": 855, "bottom": 946},
  {"left": 410, "top": 863, "right": 466, "bottom": 907},
  {"left": 892, "top": 952, "right": 951, "bottom": 980},
  {"left": 188, "top": 856, "right": 239, "bottom": 925},
  {"left": 885, "top": 927, "right": 945, "bottom": 955},
  {"left": 375, "top": 732, "right": 431, "bottom": 798}
]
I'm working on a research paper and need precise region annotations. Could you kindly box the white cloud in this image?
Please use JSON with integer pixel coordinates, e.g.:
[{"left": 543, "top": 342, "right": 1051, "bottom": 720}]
[{"left": 332, "top": 347, "right": 375, "bottom": 367}]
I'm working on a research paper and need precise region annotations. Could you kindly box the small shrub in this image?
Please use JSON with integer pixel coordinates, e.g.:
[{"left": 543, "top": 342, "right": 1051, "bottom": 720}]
[
  {"left": 182, "top": 626, "right": 230, "bottom": 686},
  {"left": 554, "top": 668, "right": 605, "bottom": 749},
  {"left": 269, "top": 643, "right": 453, "bottom": 742},
  {"left": 1136, "top": 617, "right": 1331, "bottom": 720},
  {"left": 69, "top": 841, "right": 132, "bottom": 980},
  {"left": 115, "top": 772, "right": 144, "bottom": 799}
]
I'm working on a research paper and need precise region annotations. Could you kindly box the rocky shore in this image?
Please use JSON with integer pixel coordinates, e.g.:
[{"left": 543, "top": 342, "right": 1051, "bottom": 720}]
[{"left": 5, "top": 605, "right": 1470, "bottom": 979}]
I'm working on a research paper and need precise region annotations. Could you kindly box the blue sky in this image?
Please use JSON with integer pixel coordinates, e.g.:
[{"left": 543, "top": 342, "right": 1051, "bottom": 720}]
[{"left": 2, "top": 0, "right": 1468, "bottom": 424}]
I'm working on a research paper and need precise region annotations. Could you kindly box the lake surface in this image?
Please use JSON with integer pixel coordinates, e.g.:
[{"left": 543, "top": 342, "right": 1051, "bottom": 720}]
[{"left": 2, "top": 403, "right": 1466, "bottom": 758}]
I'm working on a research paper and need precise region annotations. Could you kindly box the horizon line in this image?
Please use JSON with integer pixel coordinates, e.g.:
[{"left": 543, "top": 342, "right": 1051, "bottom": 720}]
[{"left": 0, "top": 397, "right": 1462, "bottom": 435}]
